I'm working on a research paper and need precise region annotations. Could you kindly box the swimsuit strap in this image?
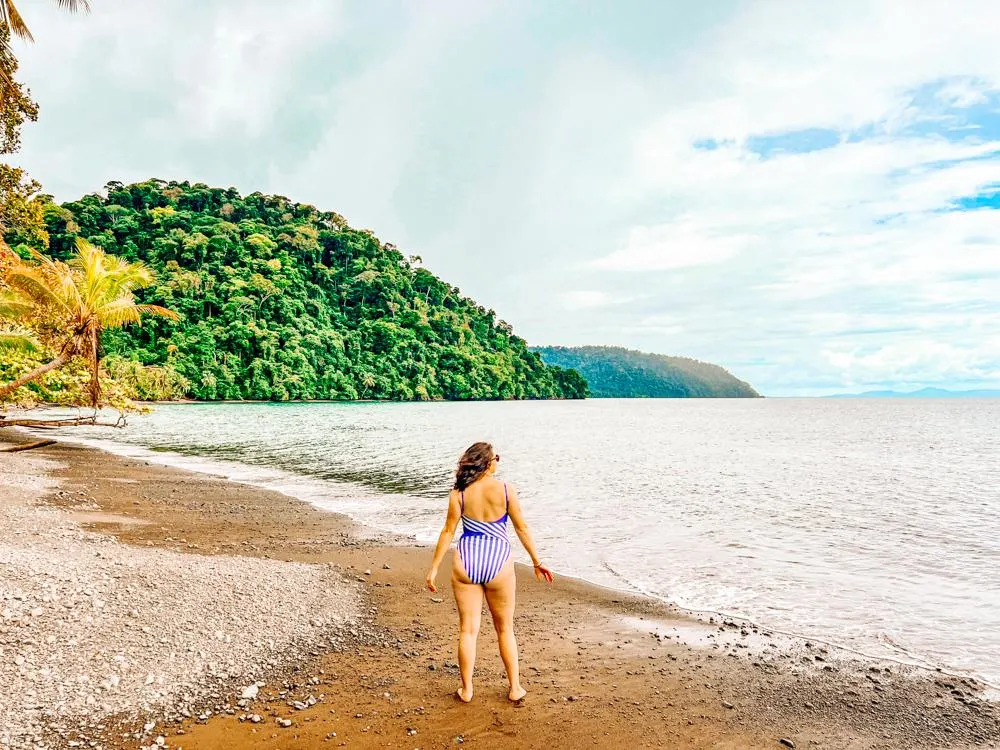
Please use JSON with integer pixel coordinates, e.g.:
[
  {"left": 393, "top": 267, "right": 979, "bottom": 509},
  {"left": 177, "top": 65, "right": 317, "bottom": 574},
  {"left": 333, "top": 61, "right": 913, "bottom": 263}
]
[
  {"left": 504, "top": 483, "right": 508, "bottom": 513},
  {"left": 460, "top": 490, "right": 464, "bottom": 513}
]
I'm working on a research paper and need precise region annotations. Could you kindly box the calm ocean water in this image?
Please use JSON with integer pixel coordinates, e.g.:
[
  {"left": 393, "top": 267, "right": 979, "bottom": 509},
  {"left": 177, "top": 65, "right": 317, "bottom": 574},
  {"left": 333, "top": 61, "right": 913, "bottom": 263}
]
[{"left": 56, "top": 399, "right": 1000, "bottom": 686}]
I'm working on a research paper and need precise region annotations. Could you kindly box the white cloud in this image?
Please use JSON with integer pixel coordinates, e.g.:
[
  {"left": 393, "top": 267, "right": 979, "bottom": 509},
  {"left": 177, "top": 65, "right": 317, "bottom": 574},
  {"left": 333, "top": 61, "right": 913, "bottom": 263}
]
[
  {"left": 19, "top": 0, "right": 343, "bottom": 137},
  {"left": 822, "top": 338, "right": 1000, "bottom": 388},
  {"left": 618, "top": 314, "right": 685, "bottom": 337},
  {"left": 166, "top": 1, "right": 344, "bottom": 138},
  {"left": 559, "top": 290, "right": 634, "bottom": 311},
  {"left": 592, "top": 219, "right": 746, "bottom": 271},
  {"left": 934, "top": 77, "right": 992, "bottom": 109},
  {"left": 269, "top": 2, "right": 498, "bottom": 243}
]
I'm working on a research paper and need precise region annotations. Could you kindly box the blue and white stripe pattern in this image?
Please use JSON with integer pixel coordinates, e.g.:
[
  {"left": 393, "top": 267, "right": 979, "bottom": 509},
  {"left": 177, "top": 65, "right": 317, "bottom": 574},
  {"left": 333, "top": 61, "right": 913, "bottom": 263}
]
[{"left": 457, "top": 486, "right": 512, "bottom": 585}]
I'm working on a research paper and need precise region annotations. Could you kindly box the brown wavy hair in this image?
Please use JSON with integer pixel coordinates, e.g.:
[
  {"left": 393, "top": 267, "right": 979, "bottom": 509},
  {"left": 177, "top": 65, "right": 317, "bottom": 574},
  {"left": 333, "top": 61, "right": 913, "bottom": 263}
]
[{"left": 454, "top": 441, "right": 495, "bottom": 491}]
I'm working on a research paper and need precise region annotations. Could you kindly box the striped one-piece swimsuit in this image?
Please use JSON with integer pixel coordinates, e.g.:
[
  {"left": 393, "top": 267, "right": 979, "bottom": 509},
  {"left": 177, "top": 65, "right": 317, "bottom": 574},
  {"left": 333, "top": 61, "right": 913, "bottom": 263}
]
[{"left": 457, "top": 484, "right": 512, "bottom": 585}]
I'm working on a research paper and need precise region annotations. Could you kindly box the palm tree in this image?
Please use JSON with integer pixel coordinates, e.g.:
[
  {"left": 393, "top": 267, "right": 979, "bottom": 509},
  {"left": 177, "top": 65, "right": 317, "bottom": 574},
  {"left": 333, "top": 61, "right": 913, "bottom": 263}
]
[
  {"left": 1, "top": 0, "right": 89, "bottom": 93},
  {"left": 0, "top": 238, "right": 179, "bottom": 406}
]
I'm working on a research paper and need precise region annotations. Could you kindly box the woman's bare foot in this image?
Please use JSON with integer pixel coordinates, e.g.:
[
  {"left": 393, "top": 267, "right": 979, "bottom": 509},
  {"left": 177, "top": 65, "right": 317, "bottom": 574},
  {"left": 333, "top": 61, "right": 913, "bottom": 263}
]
[
  {"left": 508, "top": 685, "right": 527, "bottom": 702},
  {"left": 456, "top": 687, "right": 474, "bottom": 703}
]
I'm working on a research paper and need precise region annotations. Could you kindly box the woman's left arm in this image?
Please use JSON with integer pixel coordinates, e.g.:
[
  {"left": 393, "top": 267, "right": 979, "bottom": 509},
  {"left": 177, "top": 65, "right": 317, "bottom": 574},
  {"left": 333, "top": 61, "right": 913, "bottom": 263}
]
[{"left": 425, "top": 489, "right": 462, "bottom": 592}]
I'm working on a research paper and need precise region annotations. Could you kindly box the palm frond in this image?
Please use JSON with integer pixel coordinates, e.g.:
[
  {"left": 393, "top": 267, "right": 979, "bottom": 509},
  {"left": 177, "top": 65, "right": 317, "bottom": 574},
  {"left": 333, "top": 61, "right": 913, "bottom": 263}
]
[
  {"left": 24, "top": 247, "right": 82, "bottom": 319},
  {"left": 109, "top": 267, "right": 157, "bottom": 299},
  {"left": 1, "top": 1, "right": 35, "bottom": 42},
  {"left": 95, "top": 299, "right": 179, "bottom": 328},
  {"left": 0, "top": 291, "right": 32, "bottom": 320},
  {"left": 71, "top": 238, "right": 157, "bottom": 307},
  {"left": 135, "top": 304, "right": 181, "bottom": 321},
  {"left": 94, "top": 298, "right": 143, "bottom": 328},
  {"left": 73, "top": 238, "right": 108, "bottom": 307},
  {"left": 56, "top": 0, "right": 91, "bottom": 12},
  {"left": 4, "top": 267, "right": 71, "bottom": 312},
  {"left": 0, "top": 327, "right": 39, "bottom": 354}
]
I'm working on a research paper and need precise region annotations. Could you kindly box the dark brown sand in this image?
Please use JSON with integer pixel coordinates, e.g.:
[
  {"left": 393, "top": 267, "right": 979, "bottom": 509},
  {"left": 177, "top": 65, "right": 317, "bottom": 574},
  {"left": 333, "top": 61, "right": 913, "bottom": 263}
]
[{"left": 11, "top": 433, "right": 1000, "bottom": 749}]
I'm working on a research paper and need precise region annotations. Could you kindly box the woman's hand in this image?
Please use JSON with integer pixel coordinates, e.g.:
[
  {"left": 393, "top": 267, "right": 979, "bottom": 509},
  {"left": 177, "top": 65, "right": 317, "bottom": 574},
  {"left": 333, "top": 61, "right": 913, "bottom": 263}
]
[
  {"left": 425, "top": 567, "right": 439, "bottom": 593},
  {"left": 533, "top": 563, "right": 554, "bottom": 584}
]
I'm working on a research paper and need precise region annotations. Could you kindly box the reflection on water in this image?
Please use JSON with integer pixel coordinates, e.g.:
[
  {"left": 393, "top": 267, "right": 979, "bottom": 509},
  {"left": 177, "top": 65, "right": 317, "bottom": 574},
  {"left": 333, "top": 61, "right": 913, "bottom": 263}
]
[{"left": 55, "top": 398, "right": 1000, "bottom": 686}]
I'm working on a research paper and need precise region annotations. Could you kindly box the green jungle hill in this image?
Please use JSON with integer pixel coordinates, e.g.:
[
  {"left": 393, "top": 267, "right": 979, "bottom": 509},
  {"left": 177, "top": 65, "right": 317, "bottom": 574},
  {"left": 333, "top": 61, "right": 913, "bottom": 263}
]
[{"left": 22, "top": 179, "right": 589, "bottom": 402}]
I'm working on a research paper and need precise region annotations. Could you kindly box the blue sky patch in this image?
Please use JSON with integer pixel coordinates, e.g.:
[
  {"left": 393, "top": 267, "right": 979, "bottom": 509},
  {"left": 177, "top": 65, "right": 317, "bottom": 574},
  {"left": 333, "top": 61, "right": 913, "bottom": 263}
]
[
  {"left": 702, "top": 77, "right": 1000, "bottom": 162},
  {"left": 892, "top": 78, "right": 1000, "bottom": 143},
  {"left": 693, "top": 137, "right": 729, "bottom": 151},
  {"left": 951, "top": 185, "right": 1000, "bottom": 210},
  {"left": 745, "top": 128, "right": 841, "bottom": 158}
]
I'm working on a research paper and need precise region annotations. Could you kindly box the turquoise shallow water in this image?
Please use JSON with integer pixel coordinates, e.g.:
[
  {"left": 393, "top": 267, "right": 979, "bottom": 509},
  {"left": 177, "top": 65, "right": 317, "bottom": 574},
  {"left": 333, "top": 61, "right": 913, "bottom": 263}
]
[{"left": 55, "top": 398, "right": 1000, "bottom": 686}]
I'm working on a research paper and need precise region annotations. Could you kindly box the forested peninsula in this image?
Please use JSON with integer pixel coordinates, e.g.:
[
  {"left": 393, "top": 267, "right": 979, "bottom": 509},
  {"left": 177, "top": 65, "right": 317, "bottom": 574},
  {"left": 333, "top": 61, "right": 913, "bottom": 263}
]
[
  {"left": 13, "top": 179, "right": 588, "bottom": 402},
  {"left": 533, "top": 346, "right": 760, "bottom": 398}
]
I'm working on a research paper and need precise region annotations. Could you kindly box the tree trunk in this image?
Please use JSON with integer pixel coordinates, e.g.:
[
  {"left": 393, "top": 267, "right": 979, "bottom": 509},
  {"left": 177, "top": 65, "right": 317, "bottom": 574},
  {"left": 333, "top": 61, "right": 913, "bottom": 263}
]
[
  {"left": 87, "top": 325, "right": 101, "bottom": 408},
  {"left": 0, "top": 439, "right": 56, "bottom": 453},
  {"left": 0, "top": 353, "right": 71, "bottom": 402},
  {"left": 0, "top": 416, "right": 123, "bottom": 428}
]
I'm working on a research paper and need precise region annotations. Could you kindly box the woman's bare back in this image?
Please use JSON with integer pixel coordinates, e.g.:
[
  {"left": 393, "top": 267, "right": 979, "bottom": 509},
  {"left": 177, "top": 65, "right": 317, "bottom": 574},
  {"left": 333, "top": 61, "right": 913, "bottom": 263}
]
[{"left": 459, "top": 477, "right": 508, "bottom": 521}]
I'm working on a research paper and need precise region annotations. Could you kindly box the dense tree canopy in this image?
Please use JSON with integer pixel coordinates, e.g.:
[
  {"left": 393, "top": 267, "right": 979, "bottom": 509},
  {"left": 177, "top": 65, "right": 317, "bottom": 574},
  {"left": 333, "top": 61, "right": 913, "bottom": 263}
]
[
  {"left": 18, "top": 179, "right": 588, "bottom": 402},
  {"left": 0, "top": 22, "right": 47, "bottom": 254},
  {"left": 533, "top": 346, "right": 759, "bottom": 398}
]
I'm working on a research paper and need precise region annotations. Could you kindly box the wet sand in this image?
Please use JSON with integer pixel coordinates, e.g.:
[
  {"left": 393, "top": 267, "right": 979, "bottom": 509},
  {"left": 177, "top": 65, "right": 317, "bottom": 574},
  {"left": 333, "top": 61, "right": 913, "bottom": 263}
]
[{"left": 5, "top": 431, "right": 1000, "bottom": 749}]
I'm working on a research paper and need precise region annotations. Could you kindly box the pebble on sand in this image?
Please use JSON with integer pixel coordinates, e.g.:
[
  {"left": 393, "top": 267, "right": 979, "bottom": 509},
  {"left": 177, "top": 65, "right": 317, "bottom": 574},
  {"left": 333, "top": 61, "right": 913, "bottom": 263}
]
[{"left": 241, "top": 684, "right": 259, "bottom": 700}]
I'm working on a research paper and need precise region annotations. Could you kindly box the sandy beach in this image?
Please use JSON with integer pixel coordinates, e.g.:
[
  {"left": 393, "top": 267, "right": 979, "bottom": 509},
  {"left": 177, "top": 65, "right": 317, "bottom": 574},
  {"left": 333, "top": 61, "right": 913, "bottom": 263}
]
[{"left": 2, "top": 429, "right": 998, "bottom": 750}]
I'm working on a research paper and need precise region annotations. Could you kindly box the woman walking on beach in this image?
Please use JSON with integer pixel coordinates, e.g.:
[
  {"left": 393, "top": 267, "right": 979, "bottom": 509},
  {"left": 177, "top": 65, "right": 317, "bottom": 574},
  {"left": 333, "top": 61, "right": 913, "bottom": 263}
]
[{"left": 425, "top": 442, "right": 553, "bottom": 703}]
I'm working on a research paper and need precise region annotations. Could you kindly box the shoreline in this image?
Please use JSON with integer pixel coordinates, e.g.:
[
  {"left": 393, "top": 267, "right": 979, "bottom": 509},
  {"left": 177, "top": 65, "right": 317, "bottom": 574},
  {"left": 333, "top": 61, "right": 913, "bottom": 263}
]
[
  {"left": 42, "top": 428, "right": 1000, "bottom": 693},
  {"left": 3, "top": 430, "right": 1000, "bottom": 749}
]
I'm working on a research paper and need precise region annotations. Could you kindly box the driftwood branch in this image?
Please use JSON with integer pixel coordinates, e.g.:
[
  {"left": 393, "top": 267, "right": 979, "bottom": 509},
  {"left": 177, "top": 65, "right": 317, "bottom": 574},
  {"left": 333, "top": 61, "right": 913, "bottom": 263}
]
[
  {"left": 0, "top": 439, "right": 56, "bottom": 452},
  {"left": 0, "top": 414, "right": 127, "bottom": 429}
]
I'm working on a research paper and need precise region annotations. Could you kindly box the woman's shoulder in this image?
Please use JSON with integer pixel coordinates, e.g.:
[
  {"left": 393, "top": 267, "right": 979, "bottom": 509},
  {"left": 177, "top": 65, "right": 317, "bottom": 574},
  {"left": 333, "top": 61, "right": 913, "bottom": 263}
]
[
  {"left": 491, "top": 477, "right": 516, "bottom": 496},
  {"left": 471, "top": 476, "right": 512, "bottom": 495}
]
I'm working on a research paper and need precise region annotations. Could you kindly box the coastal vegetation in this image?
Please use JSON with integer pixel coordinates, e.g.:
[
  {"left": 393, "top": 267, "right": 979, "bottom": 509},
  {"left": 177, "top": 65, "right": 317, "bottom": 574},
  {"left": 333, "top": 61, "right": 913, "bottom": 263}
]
[
  {"left": 0, "top": 240, "right": 179, "bottom": 408},
  {"left": 533, "top": 345, "right": 759, "bottom": 398},
  {"left": 3, "top": 180, "right": 588, "bottom": 403}
]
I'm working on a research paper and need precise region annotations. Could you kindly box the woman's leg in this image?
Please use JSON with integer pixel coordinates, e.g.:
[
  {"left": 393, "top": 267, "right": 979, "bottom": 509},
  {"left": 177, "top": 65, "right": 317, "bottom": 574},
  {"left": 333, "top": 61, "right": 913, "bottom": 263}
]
[
  {"left": 484, "top": 560, "right": 525, "bottom": 701},
  {"left": 452, "top": 554, "right": 483, "bottom": 702}
]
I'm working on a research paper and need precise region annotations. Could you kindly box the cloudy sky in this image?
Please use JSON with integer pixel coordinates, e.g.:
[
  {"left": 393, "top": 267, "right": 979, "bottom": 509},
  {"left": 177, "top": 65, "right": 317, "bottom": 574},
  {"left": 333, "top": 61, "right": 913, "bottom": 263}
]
[{"left": 11, "top": 0, "right": 1000, "bottom": 395}]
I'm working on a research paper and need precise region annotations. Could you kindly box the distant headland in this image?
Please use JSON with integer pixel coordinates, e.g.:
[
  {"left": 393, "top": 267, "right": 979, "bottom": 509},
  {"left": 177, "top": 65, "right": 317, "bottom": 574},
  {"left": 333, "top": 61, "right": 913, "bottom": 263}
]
[
  {"left": 827, "top": 387, "right": 1000, "bottom": 398},
  {"left": 531, "top": 345, "right": 760, "bottom": 398}
]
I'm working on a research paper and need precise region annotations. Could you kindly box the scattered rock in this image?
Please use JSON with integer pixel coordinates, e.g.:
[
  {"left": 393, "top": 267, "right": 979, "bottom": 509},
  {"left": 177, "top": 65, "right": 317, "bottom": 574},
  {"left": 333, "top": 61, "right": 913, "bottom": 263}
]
[
  {"left": 0, "top": 454, "right": 361, "bottom": 749},
  {"left": 778, "top": 739, "right": 795, "bottom": 748},
  {"left": 241, "top": 684, "right": 259, "bottom": 700}
]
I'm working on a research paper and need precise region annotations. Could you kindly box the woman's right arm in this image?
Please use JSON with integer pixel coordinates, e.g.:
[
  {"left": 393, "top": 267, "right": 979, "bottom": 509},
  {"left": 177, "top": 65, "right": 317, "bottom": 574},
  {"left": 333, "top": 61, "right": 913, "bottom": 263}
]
[
  {"left": 425, "top": 489, "right": 462, "bottom": 592},
  {"left": 507, "top": 485, "right": 554, "bottom": 584}
]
